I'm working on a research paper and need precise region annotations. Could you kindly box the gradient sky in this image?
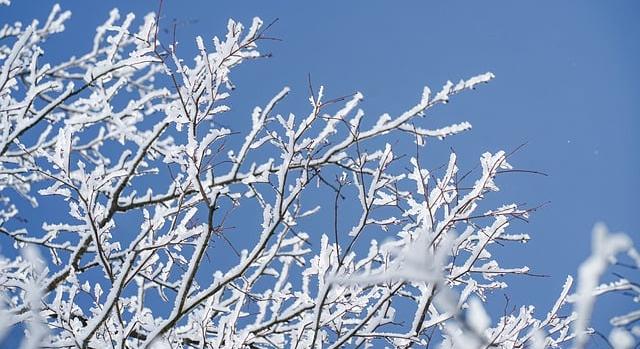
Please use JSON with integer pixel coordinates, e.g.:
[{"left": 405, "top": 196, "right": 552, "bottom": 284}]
[{"left": 2, "top": 1, "right": 639, "bottom": 347}]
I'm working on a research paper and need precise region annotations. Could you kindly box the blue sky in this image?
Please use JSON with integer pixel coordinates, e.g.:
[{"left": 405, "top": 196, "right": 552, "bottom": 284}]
[{"left": 2, "top": 1, "right": 639, "bottom": 346}]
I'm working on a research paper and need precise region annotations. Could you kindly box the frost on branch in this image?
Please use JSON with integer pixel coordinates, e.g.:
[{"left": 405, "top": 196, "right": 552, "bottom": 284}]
[
  {"left": 567, "top": 223, "right": 638, "bottom": 349},
  {"left": 0, "top": 4, "right": 633, "bottom": 349}
]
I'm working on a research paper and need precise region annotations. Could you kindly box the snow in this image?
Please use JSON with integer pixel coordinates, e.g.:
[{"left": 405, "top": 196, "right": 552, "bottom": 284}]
[
  {"left": 0, "top": 4, "right": 635, "bottom": 348},
  {"left": 572, "top": 223, "right": 634, "bottom": 349},
  {"left": 609, "top": 327, "right": 635, "bottom": 349}
]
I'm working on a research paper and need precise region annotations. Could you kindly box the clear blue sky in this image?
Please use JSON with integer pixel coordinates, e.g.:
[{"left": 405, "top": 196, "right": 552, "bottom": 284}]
[{"left": 2, "top": 1, "right": 639, "bottom": 346}]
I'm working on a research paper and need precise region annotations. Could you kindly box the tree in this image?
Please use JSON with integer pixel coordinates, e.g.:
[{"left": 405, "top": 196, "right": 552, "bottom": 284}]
[{"left": 0, "top": 3, "right": 637, "bottom": 349}]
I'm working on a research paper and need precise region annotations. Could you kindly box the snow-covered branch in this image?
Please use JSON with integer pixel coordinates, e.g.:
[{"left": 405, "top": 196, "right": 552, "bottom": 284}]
[{"left": 0, "top": 4, "right": 635, "bottom": 349}]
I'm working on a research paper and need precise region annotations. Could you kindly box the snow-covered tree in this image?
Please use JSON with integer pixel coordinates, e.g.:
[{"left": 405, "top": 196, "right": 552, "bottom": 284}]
[{"left": 0, "top": 4, "right": 636, "bottom": 348}]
